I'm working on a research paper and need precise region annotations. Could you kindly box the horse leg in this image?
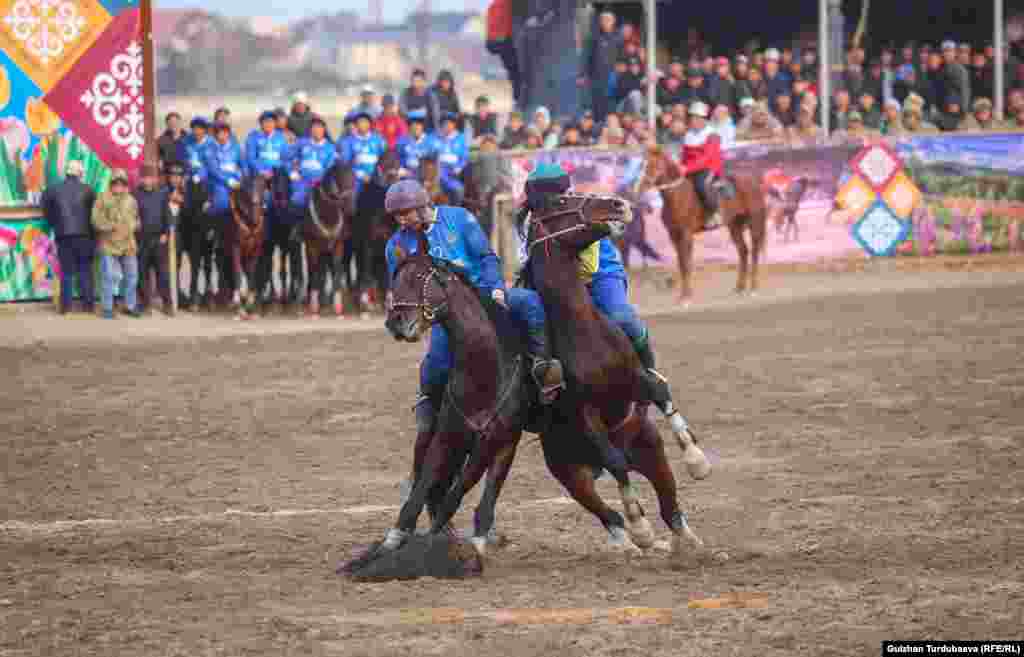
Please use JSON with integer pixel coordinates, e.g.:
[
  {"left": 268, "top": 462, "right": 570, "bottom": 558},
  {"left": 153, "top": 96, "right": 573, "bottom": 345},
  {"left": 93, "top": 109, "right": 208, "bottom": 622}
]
[
  {"left": 750, "top": 215, "right": 766, "bottom": 294},
  {"left": 608, "top": 417, "right": 655, "bottom": 549},
  {"left": 332, "top": 245, "right": 347, "bottom": 317},
  {"left": 540, "top": 437, "right": 639, "bottom": 557},
  {"left": 471, "top": 439, "right": 520, "bottom": 556},
  {"left": 307, "top": 247, "right": 322, "bottom": 318},
  {"left": 201, "top": 230, "right": 215, "bottom": 309},
  {"left": 728, "top": 220, "right": 749, "bottom": 294},
  {"left": 231, "top": 243, "right": 246, "bottom": 318},
  {"left": 674, "top": 230, "right": 693, "bottom": 302},
  {"left": 627, "top": 418, "right": 705, "bottom": 563},
  {"left": 580, "top": 404, "right": 644, "bottom": 542}
]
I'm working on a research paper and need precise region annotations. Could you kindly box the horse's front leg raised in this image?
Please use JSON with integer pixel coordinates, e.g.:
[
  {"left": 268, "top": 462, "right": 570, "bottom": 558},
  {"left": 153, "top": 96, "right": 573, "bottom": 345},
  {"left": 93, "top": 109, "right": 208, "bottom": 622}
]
[{"left": 580, "top": 404, "right": 647, "bottom": 544}]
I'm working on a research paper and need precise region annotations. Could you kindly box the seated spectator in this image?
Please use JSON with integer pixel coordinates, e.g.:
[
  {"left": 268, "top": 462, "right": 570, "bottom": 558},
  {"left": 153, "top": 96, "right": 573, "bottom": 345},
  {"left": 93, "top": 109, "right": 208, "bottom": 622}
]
[
  {"left": 881, "top": 99, "right": 905, "bottom": 135},
  {"left": 627, "top": 122, "right": 650, "bottom": 146},
  {"left": 578, "top": 110, "right": 600, "bottom": 145},
  {"left": 468, "top": 96, "right": 498, "bottom": 147},
  {"left": 401, "top": 69, "right": 433, "bottom": 126},
  {"left": 902, "top": 102, "right": 939, "bottom": 133},
  {"left": 746, "top": 66, "right": 767, "bottom": 102},
  {"left": 737, "top": 96, "right": 756, "bottom": 122},
  {"left": 500, "top": 111, "right": 528, "bottom": 149},
  {"left": 775, "top": 93, "right": 796, "bottom": 127},
  {"left": 971, "top": 52, "right": 994, "bottom": 100},
  {"left": 736, "top": 100, "right": 784, "bottom": 141},
  {"left": 831, "top": 88, "right": 854, "bottom": 131},
  {"left": 666, "top": 117, "right": 688, "bottom": 144},
  {"left": 598, "top": 118, "right": 626, "bottom": 147},
  {"left": 787, "top": 105, "right": 823, "bottom": 145},
  {"left": 429, "top": 70, "right": 462, "bottom": 132},
  {"left": 936, "top": 100, "right": 964, "bottom": 132},
  {"left": 616, "top": 58, "right": 647, "bottom": 114},
  {"left": 762, "top": 48, "right": 791, "bottom": 110},
  {"left": 287, "top": 92, "right": 314, "bottom": 139},
  {"left": 670, "top": 103, "right": 688, "bottom": 122},
  {"left": 958, "top": 97, "right": 1001, "bottom": 131},
  {"left": 561, "top": 124, "right": 583, "bottom": 147},
  {"left": 707, "top": 57, "right": 736, "bottom": 109},
  {"left": 524, "top": 126, "right": 544, "bottom": 149},
  {"left": 656, "top": 110, "right": 675, "bottom": 143},
  {"left": 544, "top": 121, "right": 563, "bottom": 149},
  {"left": 657, "top": 73, "right": 686, "bottom": 109},
  {"left": 838, "top": 111, "right": 881, "bottom": 141},
  {"left": 710, "top": 104, "right": 736, "bottom": 148},
  {"left": 374, "top": 95, "right": 408, "bottom": 150},
  {"left": 680, "top": 66, "right": 710, "bottom": 107},
  {"left": 732, "top": 55, "right": 753, "bottom": 102},
  {"left": 1007, "top": 88, "right": 1024, "bottom": 123},
  {"left": 857, "top": 91, "right": 882, "bottom": 129}
]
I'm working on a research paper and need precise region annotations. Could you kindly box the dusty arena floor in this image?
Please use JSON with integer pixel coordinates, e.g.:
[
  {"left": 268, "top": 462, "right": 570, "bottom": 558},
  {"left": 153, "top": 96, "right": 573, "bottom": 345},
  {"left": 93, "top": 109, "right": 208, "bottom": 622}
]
[{"left": 2, "top": 259, "right": 1023, "bottom": 656}]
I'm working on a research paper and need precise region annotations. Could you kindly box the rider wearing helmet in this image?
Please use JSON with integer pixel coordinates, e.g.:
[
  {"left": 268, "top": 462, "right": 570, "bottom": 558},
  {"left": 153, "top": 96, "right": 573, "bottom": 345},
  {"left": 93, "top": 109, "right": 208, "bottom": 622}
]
[
  {"left": 245, "top": 110, "right": 289, "bottom": 181},
  {"left": 520, "top": 162, "right": 667, "bottom": 382},
  {"left": 681, "top": 101, "right": 724, "bottom": 230},
  {"left": 384, "top": 179, "right": 564, "bottom": 437},
  {"left": 337, "top": 110, "right": 388, "bottom": 200},
  {"left": 432, "top": 112, "right": 469, "bottom": 205},
  {"left": 395, "top": 115, "right": 433, "bottom": 179},
  {"left": 177, "top": 116, "right": 213, "bottom": 184}
]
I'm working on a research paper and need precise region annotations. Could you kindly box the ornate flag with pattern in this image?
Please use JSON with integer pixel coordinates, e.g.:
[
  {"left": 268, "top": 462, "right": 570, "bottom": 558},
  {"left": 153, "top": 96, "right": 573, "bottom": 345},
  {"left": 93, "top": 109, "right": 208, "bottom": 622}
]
[{"left": 42, "top": 7, "right": 141, "bottom": 174}]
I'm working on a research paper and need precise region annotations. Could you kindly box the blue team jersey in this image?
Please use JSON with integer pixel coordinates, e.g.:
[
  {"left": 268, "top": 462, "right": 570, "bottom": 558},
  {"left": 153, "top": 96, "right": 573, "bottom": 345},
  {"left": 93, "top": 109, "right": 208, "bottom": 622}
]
[
  {"left": 203, "top": 140, "right": 245, "bottom": 213},
  {"left": 244, "top": 129, "right": 289, "bottom": 176},
  {"left": 432, "top": 131, "right": 468, "bottom": 178},
  {"left": 395, "top": 133, "right": 434, "bottom": 173},
  {"left": 287, "top": 137, "right": 337, "bottom": 207},
  {"left": 386, "top": 205, "right": 504, "bottom": 295},
  {"left": 338, "top": 132, "right": 388, "bottom": 183},
  {"left": 178, "top": 135, "right": 213, "bottom": 181},
  {"left": 595, "top": 237, "right": 627, "bottom": 280}
]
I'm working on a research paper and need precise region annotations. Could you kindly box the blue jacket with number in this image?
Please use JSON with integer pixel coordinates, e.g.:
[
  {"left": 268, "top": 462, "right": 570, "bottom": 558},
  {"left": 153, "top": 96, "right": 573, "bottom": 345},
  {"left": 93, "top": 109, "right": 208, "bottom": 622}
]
[
  {"left": 395, "top": 133, "right": 435, "bottom": 175},
  {"left": 177, "top": 135, "right": 213, "bottom": 183},
  {"left": 337, "top": 132, "right": 388, "bottom": 192},
  {"left": 595, "top": 237, "right": 627, "bottom": 280},
  {"left": 432, "top": 130, "right": 468, "bottom": 184},
  {"left": 244, "top": 129, "right": 289, "bottom": 177},
  {"left": 386, "top": 205, "right": 504, "bottom": 296},
  {"left": 287, "top": 137, "right": 337, "bottom": 208},
  {"left": 203, "top": 140, "right": 245, "bottom": 214}
]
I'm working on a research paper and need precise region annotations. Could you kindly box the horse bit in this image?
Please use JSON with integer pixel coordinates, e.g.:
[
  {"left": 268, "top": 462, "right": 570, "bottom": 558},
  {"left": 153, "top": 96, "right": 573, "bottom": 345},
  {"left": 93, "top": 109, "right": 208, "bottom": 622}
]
[
  {"left": 389, "top": 264, "right": 451, "bottom": 322},
  {"left": 528, "top": 192, "right": 630, "bottom": 254}
]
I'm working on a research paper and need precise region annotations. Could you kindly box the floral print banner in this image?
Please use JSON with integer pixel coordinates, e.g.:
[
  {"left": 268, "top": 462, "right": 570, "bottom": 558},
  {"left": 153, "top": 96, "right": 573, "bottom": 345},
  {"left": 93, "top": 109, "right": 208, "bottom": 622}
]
[
  {"left": 0, "top": 217, "right": 58, "bottom": 300},
  {"left": 0, "top": 0, "right": 138, "bottom": 207}
]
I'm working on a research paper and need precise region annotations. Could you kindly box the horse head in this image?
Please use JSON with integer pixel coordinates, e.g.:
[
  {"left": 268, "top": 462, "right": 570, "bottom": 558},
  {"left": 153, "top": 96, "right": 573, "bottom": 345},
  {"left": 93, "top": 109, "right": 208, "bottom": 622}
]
[
  {"left": 376, "top": 150, "right": 402, "bottom": 187},
  {"left": 635, "top": 145, "right": 678, "bottom": 193},
  {"left": 527, "top": 192, "right": 632, "bottom": 258},
  {"left": 230, "top": 175, "right": 267, "bottom": 232},
  {"left": 310, "top": 163, "right": 355, "bottom": 236},
  {"left": 270, "top": 168, "right": 292, "bottom": 214},
  {"left": 386, "top": 231, "right": 458, "bottom": 342},
  {"left": 186, "top": 177, "right": 210, "bottom": 214},
  {"left": 418, "top": 155, "right": 448, "bottom": 205}
]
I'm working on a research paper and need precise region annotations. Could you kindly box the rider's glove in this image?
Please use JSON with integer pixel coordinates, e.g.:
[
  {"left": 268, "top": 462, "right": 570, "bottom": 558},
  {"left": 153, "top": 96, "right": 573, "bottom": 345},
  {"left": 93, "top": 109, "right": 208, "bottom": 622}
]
[{"left": 491, "top": 288, "right": 507, "bottom": 308}]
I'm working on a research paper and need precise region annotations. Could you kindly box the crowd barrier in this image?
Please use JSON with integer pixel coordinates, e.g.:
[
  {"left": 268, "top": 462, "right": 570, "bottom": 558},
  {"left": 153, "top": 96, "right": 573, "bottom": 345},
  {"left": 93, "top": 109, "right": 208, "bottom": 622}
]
[{"left": 3, "top": 133, "right": 1024, "bottom": 304}]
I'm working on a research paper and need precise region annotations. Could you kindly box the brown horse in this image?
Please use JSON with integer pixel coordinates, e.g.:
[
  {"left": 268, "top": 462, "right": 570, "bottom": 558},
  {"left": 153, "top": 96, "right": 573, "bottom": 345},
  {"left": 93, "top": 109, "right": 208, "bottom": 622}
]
[
  {"left": 523, "top": 193, "right": 710, "bottom": 561},
  {"left": 300, "top": 163, "right": 356, "bottom": 318},
  {"left": 418, "top": 155, "right": 450, "bottom": 207},
  {"left": 351, "top": 151, "right": 402, "bottom": 313},
  {"left": 638, "top": 145, "right": 768, "bottom": 301},
  {"left": 226, "top": 175, "right": 267, "bottom": 320}
]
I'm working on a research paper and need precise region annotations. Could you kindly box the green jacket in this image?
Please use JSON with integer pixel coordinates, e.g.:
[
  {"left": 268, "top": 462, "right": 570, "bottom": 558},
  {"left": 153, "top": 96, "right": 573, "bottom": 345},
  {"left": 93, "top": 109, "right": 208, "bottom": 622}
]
[{"left": 91, "top": 191, "right": 139, "bottom": 256}]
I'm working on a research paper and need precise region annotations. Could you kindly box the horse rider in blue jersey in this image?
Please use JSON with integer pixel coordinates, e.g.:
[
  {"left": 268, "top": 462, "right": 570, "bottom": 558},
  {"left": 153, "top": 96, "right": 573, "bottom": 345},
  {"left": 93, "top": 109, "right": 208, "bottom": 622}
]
[
  {"left": 384, "top": 179, "right": 565, "bottom": 439},
  {"left": 337, "top": 110, "right": 388, "bottom": 200},
  {"left": 395, "top": 115, "right": 433, "bottom": 179},
  {"left": 177, "top": 116, "right": 213, "bottom": 185},
  {"left": 519, "top": 163, "right": 666, "bottom": 383},
  {"left": 432, "top": 112, "right": 469, "bottom": 205},
  {"left": 245, "top": 110, "right": 289, "bottom": 181},
  {"left": 202, "top": 120, "right": 246, "bottom": 297}
]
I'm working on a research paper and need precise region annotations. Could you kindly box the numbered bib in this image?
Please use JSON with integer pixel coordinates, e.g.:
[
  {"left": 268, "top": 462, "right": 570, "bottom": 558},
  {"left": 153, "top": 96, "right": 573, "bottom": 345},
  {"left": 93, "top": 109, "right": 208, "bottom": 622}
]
[
  {"left": 355, "top": 152, "right": 379, "bottom": 165},
  {"left": 440, "top": 153, "right": 458, "bottom": 164}
]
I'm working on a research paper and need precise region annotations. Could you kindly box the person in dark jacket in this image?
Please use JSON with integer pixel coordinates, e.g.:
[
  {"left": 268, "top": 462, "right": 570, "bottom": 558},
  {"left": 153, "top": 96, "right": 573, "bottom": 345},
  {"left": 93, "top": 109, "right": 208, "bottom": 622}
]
[
  {"left": 429, "top": 70, "right": 462, "bottom": 133},
  {"left": 40, "top": 160, "right": 96, "bottom": 314},
  {"left": 499, "top": 111, "right": 528, "bottom": 149},
  {"left": 468, "top": 95, "right": 499, "bottom": 147},
  {"left": 156, "top": 112, "right": 185, "bottom": 174},
  {"left": 763, "top": 48, "right": 792, "bottom": 112},
  {"left": 706, "top": 57, "right": 736, "bottom": 112},
  {"left": 400, "top": 69, "right": 434, "bottom": 127},
  {"left": 134, "top": 163, "right": 176, "bottom": 315},
  {"left": 579, "top": 10, "right": 624, "bottom": 122},
  {"left": 287, "top": 92, "right": 314, "bottom": 139}
]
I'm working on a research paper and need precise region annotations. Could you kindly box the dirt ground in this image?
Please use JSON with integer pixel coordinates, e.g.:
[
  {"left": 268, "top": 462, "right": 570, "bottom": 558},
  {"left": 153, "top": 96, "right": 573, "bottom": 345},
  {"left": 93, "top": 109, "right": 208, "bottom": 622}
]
[{"left": 2, "top": 259, "right": 1023, "bottom": 656}]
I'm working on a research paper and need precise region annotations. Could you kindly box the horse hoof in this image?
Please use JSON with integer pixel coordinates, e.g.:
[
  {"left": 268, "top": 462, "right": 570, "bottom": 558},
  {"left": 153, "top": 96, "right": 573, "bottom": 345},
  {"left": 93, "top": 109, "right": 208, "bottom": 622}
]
[
  {"left": 671, "top": 526, "right": 707, "bottom": 565},
  {"left": 684, "top": 443, "right": 712, "bottom": 480},
  {"left": 628, "top": 517, "right": 656, "bottom": 549},
  {"left": 608, "top": 526, "right": 643, "bottom": 558}
]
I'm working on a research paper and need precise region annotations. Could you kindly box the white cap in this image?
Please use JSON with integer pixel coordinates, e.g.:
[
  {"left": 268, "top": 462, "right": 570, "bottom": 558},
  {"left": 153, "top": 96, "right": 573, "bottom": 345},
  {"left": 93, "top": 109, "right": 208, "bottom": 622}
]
[
  {"left": 66, "top": 160, "right": 84, "bottom": 177},
  {"left": 291, "top": 91, "right": 309, "bottom": 105},
  {"left": 688, "top": 101, "right": 709, "bottom": 118},
  {"left": 361, "top": 85, "right": 376, "bottom": 95},
  {"left": 764, "top": 48, "right": 781, "bottom": 61},
  {"left": 941, "top": 40, "right": 956, "bottom": 51},
  {"left": 739, "top": 97, "right": 755, "bottom": 108}
]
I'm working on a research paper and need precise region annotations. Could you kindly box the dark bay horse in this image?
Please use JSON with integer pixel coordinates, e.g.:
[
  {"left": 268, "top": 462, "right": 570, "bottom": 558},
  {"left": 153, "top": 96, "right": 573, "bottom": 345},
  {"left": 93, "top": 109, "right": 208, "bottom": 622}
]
[
  {"left": 638, "top": 145, "right": 768, "bottom": 301},
  {"left": 181, "top": 177, "right": 214, "bottom": 310},
  {"left": 301, "top": 163, "right": 356, "bottom": 318},
  {"left": 351, "top": 151, "right": 402, "bottom": 313},
  {"left": 226, "top": 176, "right": 268, "bottom": 319},
  {"left": 524, "top": 193, "right": 710, "bottom": 561},
  {"left": 342, "top": 236, "right": 530, "bottom": 573}
]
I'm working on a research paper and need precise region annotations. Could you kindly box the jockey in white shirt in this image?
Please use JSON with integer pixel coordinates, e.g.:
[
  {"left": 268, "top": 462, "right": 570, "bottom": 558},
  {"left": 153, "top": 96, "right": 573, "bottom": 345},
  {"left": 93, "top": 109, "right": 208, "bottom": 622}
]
[{"left": 680, "top": 101, "right": 725, "bottom": 230}]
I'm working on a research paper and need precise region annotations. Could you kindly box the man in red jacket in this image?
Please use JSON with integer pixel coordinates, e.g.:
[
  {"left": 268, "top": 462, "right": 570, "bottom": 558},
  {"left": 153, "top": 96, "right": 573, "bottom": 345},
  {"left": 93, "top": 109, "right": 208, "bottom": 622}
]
[
  {"left": 680, "top": 101, "right": 724, "bottom": 230},
  {"left": 374, "top": 95, "right": 408, "bottom": 150}
]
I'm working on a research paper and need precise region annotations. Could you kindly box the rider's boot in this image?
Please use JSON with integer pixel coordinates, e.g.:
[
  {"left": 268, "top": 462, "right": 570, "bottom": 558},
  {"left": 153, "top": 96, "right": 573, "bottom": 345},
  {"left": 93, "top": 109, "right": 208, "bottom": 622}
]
[{"left": 528, "top": 327, "right": 565, "bottom": 404}]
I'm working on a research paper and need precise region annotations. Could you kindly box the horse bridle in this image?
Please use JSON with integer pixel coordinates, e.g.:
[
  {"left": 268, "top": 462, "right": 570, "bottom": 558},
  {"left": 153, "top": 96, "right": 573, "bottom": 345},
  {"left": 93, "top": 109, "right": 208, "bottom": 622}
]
[
  {"left": 309, "top": 175, "right": 355, "bottom": 241},
  {"left": 527, "top": 192, "right": 628, "bottom": 254},
  {"left": 389, "top": 263, "right": 453, "bottom": 322}
]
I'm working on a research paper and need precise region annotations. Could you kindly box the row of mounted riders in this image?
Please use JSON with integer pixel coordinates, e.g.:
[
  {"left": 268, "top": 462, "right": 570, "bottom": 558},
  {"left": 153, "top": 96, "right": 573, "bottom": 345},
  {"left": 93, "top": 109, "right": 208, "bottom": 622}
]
[{"left": 171, "top": 152, "right": 492, "bottom": 318}]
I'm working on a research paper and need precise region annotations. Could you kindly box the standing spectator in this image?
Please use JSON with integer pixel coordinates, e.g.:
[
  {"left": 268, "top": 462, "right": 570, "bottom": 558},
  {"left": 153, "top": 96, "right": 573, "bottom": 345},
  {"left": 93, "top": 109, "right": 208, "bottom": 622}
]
[
  {"left": 432, "top": 113, "right": 469, "bottom": 204},
  {"left": 881, "top": 99, "right": 905, "bottom": 136},
  {"left": 347, "top": 86, "right": 382, "bottom": 123},
  {"left": 485, "top": 0, "right": 519, "bottom": 105},
  {"left": 374, "top": 95, "right": 409, "bottom": 151},
  {"left": 245, "top": 111, "right": 289, "bottom": 180},
  {"left": 858, "top": 91, "right": 882, "bottom": 129},
  {"left": 616, "top": 58, "right": 647, "bottom": 114},
  {"left": 530, "top": 106, "right": 556, "bottom": 148},
  {"left": 468, "top": 95, "right": 498, "bottom": 147},
  {"left": 763, "top": 48, "right": 791, "bottom": 111},
  {"left": 1007, "top": 88, "right": 1024, "bottom": 122},
  {"left": 499, "top": 111, "right": 528, "bottom": 149},
  {"left": 579, "top": 10, "right": 623, "bottom": 122},
  {"left": 707, "top": 57, "right": 736, "bottom": 111},
  {"left": 338, "top": 112, "right": 388, "bottom": 198},
  {"left": 401, "top": 69, "right": 434, "bottom": 126},
  {"left": 863, "top": 59, "right": 886, "bottom": 103},
  {"left": 287, "top": 92, "right": 314, "bottom": 139},
  {"left": 971, "top": 52, "right": 994, "bottom": 101},
  {"left": 134, "top": 164, "right": 175, "bottom": 315},
  {"left": 157, "top": 112, "right": 185, "bottom": 173},
  {"left": 959, "top": 97, "right": 1001, "bottom": 131},
  {"left": 732, "top": 55, "right": 753, "bottom": 103},
  {"left": 396, "top": 116, "right": 433, "bottom": 176},
  {"left": 710, "top": 104, "right": 736, "bottom": 148},
  {"left": 41, "top": 160, "right": 96, "bottom": 314},
  {"left": 92, "top": 169, "right": 140, "bottom": 319},
  {"left": 737, "top": 96, "right": 756, "bottom": 122},
  {"left": 429, "top": 71, "right": 462, "bottom": 133},
  {"left": 957, "top": 43, "right": 972, "bottom": 67},
  {"left": 801, "top": 47, "right": 817, "bottom": 76},
  {"left": 941, "top": 40, "right": 971, "bottom": 113},
  {"left": 524, "top": 126, "right": 545, "bottom": 149},
  {"left": 577, "top": 110, "right": 599, "bottom": 145}
]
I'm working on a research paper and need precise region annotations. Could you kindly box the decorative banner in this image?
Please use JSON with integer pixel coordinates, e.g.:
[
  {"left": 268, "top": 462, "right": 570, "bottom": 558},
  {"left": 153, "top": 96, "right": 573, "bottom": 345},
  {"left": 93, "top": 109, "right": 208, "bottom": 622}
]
[
  {"left": 0, "top": 217, "right": 58, "bottom": 300},
  {"left": 851, "top": 201, "right": 911, "bottom": 257},
  {"left": 841, "top": 142, "right": 921, "bottom": 257},
  {"left": 44, "top": 7, "right": 142, "bottom": 172}
]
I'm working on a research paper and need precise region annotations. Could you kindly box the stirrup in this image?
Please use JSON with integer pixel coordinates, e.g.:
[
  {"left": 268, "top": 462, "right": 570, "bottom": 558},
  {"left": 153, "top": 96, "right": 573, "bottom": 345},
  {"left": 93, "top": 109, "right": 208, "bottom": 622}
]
[
  {"left": 532, "top": 358, "right": 565, "bottom": 404},
  {"left": 413, "top": 393, "right": 431, "bottom": 412}
]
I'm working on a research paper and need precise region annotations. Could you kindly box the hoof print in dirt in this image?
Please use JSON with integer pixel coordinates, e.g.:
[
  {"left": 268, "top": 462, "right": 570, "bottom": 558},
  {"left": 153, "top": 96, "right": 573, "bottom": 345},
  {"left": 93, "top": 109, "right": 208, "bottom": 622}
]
[{"left": 341, "top": 534, "right": 484, "bottom": 581}]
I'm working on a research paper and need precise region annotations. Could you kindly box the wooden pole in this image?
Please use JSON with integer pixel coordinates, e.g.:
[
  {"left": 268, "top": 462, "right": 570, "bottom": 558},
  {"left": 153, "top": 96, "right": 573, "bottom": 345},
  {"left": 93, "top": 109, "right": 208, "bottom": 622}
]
[{"left": 141, "top": 0, "right": 157, "bottom": 164}]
